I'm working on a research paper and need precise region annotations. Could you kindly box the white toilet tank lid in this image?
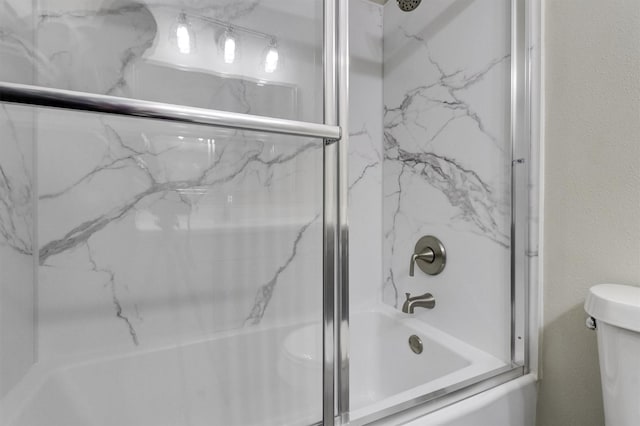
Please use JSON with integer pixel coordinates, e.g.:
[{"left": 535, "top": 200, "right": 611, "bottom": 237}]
[{"left": 585, "top": 284, "right": 640, "bottom": 333}]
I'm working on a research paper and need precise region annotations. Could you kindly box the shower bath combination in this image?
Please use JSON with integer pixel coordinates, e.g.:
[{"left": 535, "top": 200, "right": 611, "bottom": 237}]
[{"left": 0, "top": 0, "right": 537, "bottom": 425}]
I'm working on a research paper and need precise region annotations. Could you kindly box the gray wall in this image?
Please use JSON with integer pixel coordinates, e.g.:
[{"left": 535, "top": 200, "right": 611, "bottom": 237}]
[{"left": 538, "top": 1, "right": 640, "bottom": 425}]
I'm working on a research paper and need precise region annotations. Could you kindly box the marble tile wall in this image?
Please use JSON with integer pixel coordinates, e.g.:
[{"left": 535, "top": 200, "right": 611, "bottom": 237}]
[
  {"left": 0, "top": 108, "right": 35, "bottom": 397},
  {"left": 19, "top": 0, "right": 324, "bottom": 122},
  {"left": 349, "top": 0, "right": 383, "bottom": 309},
  {"left": 382, "top": 0, "right": 513, "bottom": 359},
  {"left": 0, "top": 0, "right": 36, "bottom": 397},
  {"left": 35, "top": 110, "right": 323, "bottom": 359},
  {"left": 1, "top": 0, "right": 326, "bottom": 362},
  {"left": 1, "top": 0, "right": 529, "bottom": 374}
]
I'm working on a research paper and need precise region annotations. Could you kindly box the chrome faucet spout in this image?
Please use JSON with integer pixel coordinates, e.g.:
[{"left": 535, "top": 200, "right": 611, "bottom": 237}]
[{"left": 402, "top": 292, "right": 436, "bottom": 314}]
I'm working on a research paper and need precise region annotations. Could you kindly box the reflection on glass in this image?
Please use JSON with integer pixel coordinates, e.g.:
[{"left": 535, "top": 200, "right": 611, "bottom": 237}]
[
  {"left": 171, "top": 12, "right": 195, "bottom": 54},
  {"left": 263, "top": 39, "right": 280, "bottom": 73},
  {"left": 219, "top": 28, "right": 238, "bottom": 64},
  {"left": 1, "top": 0, "right": 324, "bottom": 122},
  {"left": 0, "top": 104, "right": 325, "bottom": 425}
]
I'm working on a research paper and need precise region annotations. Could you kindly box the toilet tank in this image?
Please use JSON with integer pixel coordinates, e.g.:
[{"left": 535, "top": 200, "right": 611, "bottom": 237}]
[{"left": 585, "top": 284, "right": 640, "bottom": 426}]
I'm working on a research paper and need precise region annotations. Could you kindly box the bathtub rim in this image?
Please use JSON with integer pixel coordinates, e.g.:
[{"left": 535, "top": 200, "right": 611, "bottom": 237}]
[
  {"left": 347, "top": 365, "right": 526, "bottom": 425},
  {"left": 1, "top": 306, "right": 524, "bottom": 426},
  {"left": 0, "top": 318, "right": 319, "bottom": 426}
]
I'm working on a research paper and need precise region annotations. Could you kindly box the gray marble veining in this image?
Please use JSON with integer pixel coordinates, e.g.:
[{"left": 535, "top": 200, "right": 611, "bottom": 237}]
[
  {"left": 244, "top": 214, "right": 319, "bottom": 326},
  {"left": 383, "top": 26, "right": 511, "bottom": 247},
  {"left": 385, "top": 133, "right": 509, "bottom": 247},
  {"left": 31, "top": 107, "right": 324, "bottom": 356},
  {"left": 36, "top": 3, "right": 157, "bottom": 95},
  {"left": 0, "top": 105, "right": 33, "bottom": 256},
  {"left": 382, "top": 0, "right": 513, "bottom": 358},
  {"left": 86, "top": 243, "right": 140, "bottom": 345},
  {"left": 39, "top": 123, "right": 318, "bottom": 266},
  {"left": 21, "top": 0, "right": 326, "bottom": 358},
  {"left": 26, "top": 0, "right": 322, "bottom": 122}
]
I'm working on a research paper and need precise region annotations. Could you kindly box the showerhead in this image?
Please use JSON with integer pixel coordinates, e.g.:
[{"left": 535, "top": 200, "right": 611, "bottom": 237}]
[{"left": 396, "top": 0, "right": 421, "bottom": 12}]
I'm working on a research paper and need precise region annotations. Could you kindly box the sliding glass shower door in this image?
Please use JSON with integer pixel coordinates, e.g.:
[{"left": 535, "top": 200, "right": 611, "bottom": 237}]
[
  {"left": 6, "top": 105, "right": 326, "bottom": 426},
  {"left": 0, "top": 0, "right": 341, "bottom": 425},
  {"left": 2, "top": 0, "right": 533, "bottom": 424}
]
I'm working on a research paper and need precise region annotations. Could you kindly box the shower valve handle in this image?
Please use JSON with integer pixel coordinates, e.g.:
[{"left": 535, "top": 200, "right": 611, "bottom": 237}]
[
  {"left": 409, "top": 235, "right": 447, "bottom": 277},
  {"left": 409, "top": 250, "right": 435, "bottom": 277}
]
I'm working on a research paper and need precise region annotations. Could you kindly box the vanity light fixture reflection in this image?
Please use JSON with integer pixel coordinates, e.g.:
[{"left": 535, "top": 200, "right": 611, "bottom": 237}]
[
  {"left": 207, "top": 138, "right": 216, "bottom": 162},
  {"left": 170, "top": 11, "right": 281, "bottom": 72},
  {"left": 219, "top": 28, "right": 238, "bottom": 64},
  {"left": 263, "top": 38, "right": 279, "bottom": 73},
  {"left": 171, "top": 12, "right": 195, "bottom": 54}
]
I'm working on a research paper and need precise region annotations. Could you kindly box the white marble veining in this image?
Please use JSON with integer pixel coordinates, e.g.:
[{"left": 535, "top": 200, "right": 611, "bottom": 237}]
[
  {"left": 0, "top": 2, "right": 37, "bottom": 397},
  {"left": 33, "top": 109, "right": 323, "bottom": 358},
  {"left": 382, "top": 0, "right": 512, "bottom": 359},
  {"left": 349, "top": 0, "right": 383, "bottom": 309},
  {"left": 0, "top": 106, "right": 33, "bottom": 256},
  {"left": 0, "top": 103, "right": 35, "bottom": 397},
  {"left": 0, "top": 1, "right": 40, "bottom": 85},
  {"left": 0, "top": 0, "right": 533, "bottom": 415},
  {"left": 2, "top": 0, "right": 323, "bottom": 121},
  {"left": 0, "top": 0, "right": 327, "bottom": 362}
]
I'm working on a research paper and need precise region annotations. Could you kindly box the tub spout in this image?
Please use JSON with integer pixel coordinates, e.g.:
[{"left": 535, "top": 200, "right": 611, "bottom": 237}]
[{"left": 402, "top": 292, "right": 436, "bottom": 314}]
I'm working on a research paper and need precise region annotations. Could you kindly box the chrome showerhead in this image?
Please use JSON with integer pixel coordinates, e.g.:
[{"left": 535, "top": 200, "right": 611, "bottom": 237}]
[{"left": 396, "top": 0, "right": 421, "bottom": 12}]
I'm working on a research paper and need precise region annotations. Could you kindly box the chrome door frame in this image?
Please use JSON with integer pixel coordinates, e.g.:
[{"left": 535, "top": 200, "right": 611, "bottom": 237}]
[
  {"left": 331, "top": 0, "right": 535, "bottom": 423},
  {"left": 323, "top": 0, "right": 349, "bottom": 424}
]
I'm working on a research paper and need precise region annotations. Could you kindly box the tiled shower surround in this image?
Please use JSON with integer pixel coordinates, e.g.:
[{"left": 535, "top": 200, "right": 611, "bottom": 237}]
[
  {"left": 0, "top": 0, "right": 36, "bottom": 397},
  {"left": 382, "top": 0, "right": 512, "bottom": 359},
  {"left": 349, "top": 0, "right": 383, "bottom": 310},
  {"left": 0, "top": 101, "right": 35, "bottom": 398},
  {"left": 0, "top": 0, "right": 537, "bottom": 418},
  {"left": 0, "top": 0, "right": 328, "bottom": 363},
  {"left": 36, "top": 113, "right": 324, "bottom": 358}
]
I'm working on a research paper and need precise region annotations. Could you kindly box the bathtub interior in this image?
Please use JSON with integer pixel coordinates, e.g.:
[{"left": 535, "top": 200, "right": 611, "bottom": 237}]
[
  {"left": 1, "top": 307, "right": 508, "bottom": 426},
  {"left": 347, "top": 308, "right": 507, "bottom": 420},
  {"left": 349, "top": 310, "right": 472, "bottom": 406},
  {"left": 3, "top": 324, "right": 322, "bottom": 426}
]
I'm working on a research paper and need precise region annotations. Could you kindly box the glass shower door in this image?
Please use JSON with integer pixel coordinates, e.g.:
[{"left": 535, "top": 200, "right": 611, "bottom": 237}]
[
  {"left": 345, "top": 0, "right": 528, "bottom": 423},
  {"left": 0, "top": 106, "right": 327, "bottom": 426},
  {"left": 0, "top": 0, "right": 334, "bottom": 425}
]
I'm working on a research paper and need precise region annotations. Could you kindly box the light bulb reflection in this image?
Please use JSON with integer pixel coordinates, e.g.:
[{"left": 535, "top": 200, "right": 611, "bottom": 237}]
[
  {"left": 173, "top": 12, "right": 195, "bottom": 54},
  {"left": 264, "top": 44, "right": 279, "bottom": 73},
  {"left": 218, "top": 29, "right": 238, "bottom": 64},
  {"left": 224, "top": 35, "right": 236, "bottom": 64},
  {"left": 207, "top": 138, "right": 215, "bottom": 162},
  {"left": 176, "top": 25, "right": 191, "bottom": 54}
]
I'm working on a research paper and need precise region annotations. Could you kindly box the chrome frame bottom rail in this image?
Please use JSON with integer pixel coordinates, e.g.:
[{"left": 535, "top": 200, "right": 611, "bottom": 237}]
[{"left": 0, "top": 81, "right": 341, "bottom": 140}]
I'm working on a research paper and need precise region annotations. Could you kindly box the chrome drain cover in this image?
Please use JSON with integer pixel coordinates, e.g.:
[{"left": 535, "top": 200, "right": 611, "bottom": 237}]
[{"left": 408, "top": 335, "right": 423, "bottom": 354}]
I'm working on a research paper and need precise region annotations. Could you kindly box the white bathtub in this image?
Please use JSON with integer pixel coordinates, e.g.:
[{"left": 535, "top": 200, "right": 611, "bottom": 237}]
[{"left": 1, "top": 307, "right": 533, "bottom": 426}]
